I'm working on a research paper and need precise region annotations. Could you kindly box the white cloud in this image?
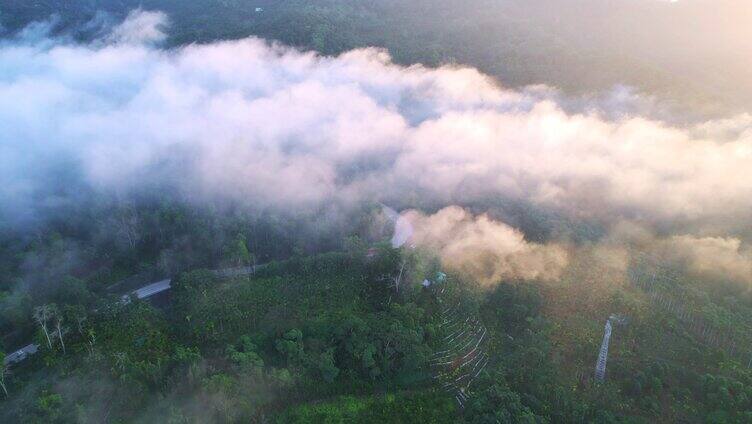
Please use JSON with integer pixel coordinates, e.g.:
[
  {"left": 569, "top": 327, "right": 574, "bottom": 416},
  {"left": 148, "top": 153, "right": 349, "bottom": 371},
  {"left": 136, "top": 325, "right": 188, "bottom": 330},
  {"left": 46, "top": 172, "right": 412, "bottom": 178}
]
[
  {"left": 106, "top": 9, "right": 168, "bottom": 45},
  {"left": 405, "top": 207, "right": 569, "bottom": 285},
  {"left": 1, "top": 12, "right": 751, "bottom": 240},
  {"left": 664, "top": 235, "right": 752, "bottom": 287}
]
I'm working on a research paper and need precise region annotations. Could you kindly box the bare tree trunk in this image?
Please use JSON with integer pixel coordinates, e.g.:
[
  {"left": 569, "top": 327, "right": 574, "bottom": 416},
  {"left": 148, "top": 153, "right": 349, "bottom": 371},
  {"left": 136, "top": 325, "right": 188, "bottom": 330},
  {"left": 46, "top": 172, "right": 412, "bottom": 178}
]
[
  {"left": 117, "top": 213, "right": 139, "bottom": 250},
  {"left": 87, "top": 336, "right": 96, "bottom": 356},
  {"left": 34, "top": 305, "right": 54, "bottom": 350},
  {"left": 43, "top": 325, "right": 53, "bottom": 349},
  {"left": 56, "top": 320, "right": 66, "bottom": 354},
  {"left": 393, "top": 260, "right": 406, "bottom": 293},
  {"left": 0, "top": 372, "right": 8, "bottom": 397}
]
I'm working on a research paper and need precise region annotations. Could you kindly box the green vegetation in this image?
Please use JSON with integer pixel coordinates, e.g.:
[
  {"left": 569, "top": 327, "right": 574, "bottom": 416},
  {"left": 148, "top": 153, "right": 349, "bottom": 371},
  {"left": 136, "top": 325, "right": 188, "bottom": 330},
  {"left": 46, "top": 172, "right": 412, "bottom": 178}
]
[
  {"left": 2, "top": 199, "right": 752, "bottom": 422},
  {"left": 276, "top": 390, "right": 457, "bottom": 423},
  {"left": 0, "top": 225, "right": 446, "bottom": 422},
  {"left": 1, "top": 4, "right": 751, "bottom": 420}
]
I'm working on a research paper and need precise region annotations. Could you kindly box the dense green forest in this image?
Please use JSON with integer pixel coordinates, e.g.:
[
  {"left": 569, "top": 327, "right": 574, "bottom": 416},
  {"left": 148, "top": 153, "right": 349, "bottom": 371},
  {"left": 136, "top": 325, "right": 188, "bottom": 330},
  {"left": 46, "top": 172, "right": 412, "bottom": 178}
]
[{"left": 1, "top": 199, "right": 752, "bottom": 422}]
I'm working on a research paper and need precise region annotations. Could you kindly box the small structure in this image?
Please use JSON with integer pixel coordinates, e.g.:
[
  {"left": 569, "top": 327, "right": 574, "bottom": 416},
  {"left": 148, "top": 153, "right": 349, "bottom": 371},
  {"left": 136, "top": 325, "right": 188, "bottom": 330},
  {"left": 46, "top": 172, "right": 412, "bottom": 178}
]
[
  {"left": 4, "top": 344, "right": 39, "bottom": 365},
  {"left": 122, "top": 278, "right": 172, "bottom": 303},
  {"left": 423, "top": 271, "right": 448, "bottom": 289},
  {"left": 255, "top": 7, "right": 263, "bottom": 12}
]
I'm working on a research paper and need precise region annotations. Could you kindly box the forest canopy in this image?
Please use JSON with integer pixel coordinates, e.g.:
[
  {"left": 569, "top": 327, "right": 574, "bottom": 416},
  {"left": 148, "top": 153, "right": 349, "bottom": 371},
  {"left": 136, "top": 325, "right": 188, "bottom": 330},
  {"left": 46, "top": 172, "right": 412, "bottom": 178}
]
[{"left": 1, "top": 3, "right": 752, "bottom": 423}]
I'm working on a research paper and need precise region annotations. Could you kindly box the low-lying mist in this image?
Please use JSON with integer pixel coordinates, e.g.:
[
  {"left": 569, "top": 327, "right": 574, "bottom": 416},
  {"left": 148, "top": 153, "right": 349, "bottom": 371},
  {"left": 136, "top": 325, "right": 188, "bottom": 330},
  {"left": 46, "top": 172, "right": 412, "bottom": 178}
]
[{"left": 1, "top": 10, "right": 751, "bottom": 291}]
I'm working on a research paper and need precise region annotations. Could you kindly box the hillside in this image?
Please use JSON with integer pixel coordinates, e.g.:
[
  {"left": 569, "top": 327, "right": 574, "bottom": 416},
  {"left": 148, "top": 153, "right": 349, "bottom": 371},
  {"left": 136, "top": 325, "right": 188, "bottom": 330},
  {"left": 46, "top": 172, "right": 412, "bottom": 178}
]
[{"left": 2, "top": 223, "right": 752, "bottom": 422}]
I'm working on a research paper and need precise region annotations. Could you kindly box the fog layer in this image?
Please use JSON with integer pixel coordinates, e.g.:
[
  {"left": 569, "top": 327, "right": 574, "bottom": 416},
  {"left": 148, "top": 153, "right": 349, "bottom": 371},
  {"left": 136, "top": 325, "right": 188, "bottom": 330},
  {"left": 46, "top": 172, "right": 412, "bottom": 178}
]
[{"left": 1, "top": 11, "right": 751, "bottom": 284}]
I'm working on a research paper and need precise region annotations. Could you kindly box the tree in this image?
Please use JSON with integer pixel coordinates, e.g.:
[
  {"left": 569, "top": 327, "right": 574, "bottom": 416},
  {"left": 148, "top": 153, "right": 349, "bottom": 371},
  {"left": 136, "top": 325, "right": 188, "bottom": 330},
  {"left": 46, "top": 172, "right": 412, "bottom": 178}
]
[
  {"left": 53, "top": 306, "right": 68, "bottom": 354},
  {"left": 51, "top": 276, "right": 91, "bottom": 307},
  {"left": 392, "top": 259, "right": 406, "bottom": 294},
  {"left": 364, "top": 243, "right": 402, "bottom": 306},
  {"left": 64, "top": 304, "right": 87, "bottom": 338},
  {"left": 66, "top": 305, "right": 96, "bottom": 355},
  {"left": 104, "top": 302, "right": 172, "bottom": 386},
  {"left": 464, "top": 378, "right": 540, "bottom": 423},
  {"left": 276, "top": 329, "right": 305, "bottom": 365},
  {"left": 0, "top": 350, "right": 9, "bottom": 397},
  {"left": 33, "top": 304, "right": 54, "bottom": 350},
  {"left": 344, "top": 235, "right": 366, "bottom": 258},
  {"left": 34, "top": 390, "right": 64, "bottom": 422},
  {"left": 227, "top": 336, "right": 264, "bottom": 373},
  {"left": 115, "top": 208, "right": 140, "bottom": 250},
  {"left": 224, "top": 233, "right": 251, "bottom": 268},
  {"left": 316, "top": 349, "right": 340, "bottom": 383}
]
